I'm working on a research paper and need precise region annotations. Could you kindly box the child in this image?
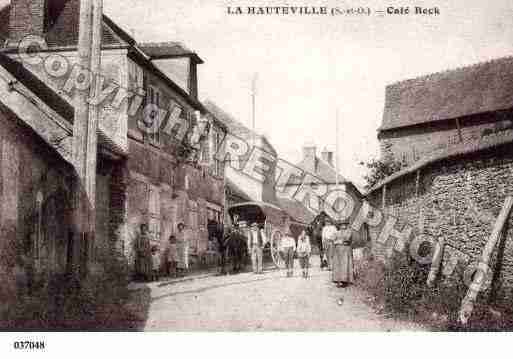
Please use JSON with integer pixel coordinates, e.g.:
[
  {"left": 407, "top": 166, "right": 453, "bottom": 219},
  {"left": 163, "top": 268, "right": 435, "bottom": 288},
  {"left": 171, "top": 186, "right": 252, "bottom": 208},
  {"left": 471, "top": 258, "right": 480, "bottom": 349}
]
[
  {"left": 280, "top": 231, "right": 296, "bottom": 277},
  {"left": 151, "top": 245, "right": 161, "bottom": 282},
  {"left": 297, "top": 230, "right": 312, "bottom": 278}
]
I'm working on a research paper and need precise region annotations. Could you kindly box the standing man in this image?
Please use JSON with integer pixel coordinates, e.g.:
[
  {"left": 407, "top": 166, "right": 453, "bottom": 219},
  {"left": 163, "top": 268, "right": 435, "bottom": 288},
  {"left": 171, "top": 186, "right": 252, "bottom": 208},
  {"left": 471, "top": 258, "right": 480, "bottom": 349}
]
[
  {"left": 176, "top": 222, "right": 189, "bottom": 276},
  {"left": 217, "top": 224, "right": 229, "bottom": 275},
  {"left": 228, "top": 225, "right": 244, "bottom": 273},
  {"left": 281, "top": 231, "right": 296, "bottom": 277},
  {"left": 321, "top": 219, "right": 337, "bottom": 271},
  {"left": 249, "top": 222, "right": 266, "bottom": 274}
]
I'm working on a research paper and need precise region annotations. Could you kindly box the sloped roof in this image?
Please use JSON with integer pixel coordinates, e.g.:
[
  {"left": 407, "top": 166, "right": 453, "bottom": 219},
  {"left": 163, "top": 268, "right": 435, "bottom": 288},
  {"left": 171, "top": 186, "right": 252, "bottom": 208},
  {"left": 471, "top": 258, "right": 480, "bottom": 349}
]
[
  {"left": 0, "top": 52, "right": 125, "bottom": 156},
  {"left": 0, "top": 52, "right": 73, "bottom": 121},
  {"left": 366, "top": 130, "right": 513, "bottom": 195},
  {"left": 204, "top": 100, "right": 277, "bottom": 156},
  {"left": 381, "top": 56, "right": 513, "bottom": 132},
  {"left": 138, "top": 42, "right": 204, "bottom": 63},
  {"left": 226, "top": 178, "right": 252, "bottom": 202},
  {"left": 292, "top": 156, "right": 348, "bottom": 185},
  {"left": 274, "top": 197, "right": 315, "bottom": 225}
]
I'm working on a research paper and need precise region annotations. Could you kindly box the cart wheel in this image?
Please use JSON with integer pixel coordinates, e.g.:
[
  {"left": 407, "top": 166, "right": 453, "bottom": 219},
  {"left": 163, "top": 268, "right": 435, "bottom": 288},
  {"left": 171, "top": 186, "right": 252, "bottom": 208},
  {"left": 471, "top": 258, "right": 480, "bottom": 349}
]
[{"left": 270, "top": 230, "right": 285, "bottom": 269}]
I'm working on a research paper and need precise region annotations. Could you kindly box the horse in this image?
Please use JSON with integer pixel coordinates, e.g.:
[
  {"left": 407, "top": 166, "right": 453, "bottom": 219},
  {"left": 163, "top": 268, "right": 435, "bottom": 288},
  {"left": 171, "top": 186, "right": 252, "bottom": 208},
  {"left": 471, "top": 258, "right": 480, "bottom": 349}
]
[{"left": 225, "top": 227, "right": 248, "bottom": 274}]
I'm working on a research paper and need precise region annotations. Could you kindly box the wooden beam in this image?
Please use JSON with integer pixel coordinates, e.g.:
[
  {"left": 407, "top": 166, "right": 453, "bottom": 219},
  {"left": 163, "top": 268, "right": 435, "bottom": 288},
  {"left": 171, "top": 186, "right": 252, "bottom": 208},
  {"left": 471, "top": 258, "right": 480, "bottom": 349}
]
[
  {"left": 459, "top": 196, "right": 513, "bottom": 325},
  {"left": 456, "top": 118, "right": 463, "bottom": 143},
  {"left": 427, "top": 237, "right": 444, "bottom": 287},
  {"left": 415, "top": 170, "right": 420, "bottom": 197},
  {"left": 381, "top": 184, "right": 387, "bottom": 211}
]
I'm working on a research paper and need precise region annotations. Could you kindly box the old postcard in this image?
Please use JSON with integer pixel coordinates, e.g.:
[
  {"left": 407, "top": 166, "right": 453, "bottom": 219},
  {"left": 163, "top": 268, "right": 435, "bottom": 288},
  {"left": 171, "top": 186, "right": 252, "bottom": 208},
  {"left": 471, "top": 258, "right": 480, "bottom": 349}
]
[{"left": 1, "top": 0, "right": 513, "bottom": 354}]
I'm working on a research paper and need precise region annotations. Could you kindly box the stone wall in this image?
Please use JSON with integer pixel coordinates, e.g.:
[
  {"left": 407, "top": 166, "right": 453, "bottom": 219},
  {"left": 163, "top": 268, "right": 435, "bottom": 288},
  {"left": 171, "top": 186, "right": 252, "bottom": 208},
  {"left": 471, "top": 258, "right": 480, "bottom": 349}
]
[
  {"left": 124, "top": 138, "right": 224, "bottom": 272},
  {"left": 367, "top": 142, "right": 513, "bottom": 303},
  {"left": 0, "top": 107, "right": 77, "bottom": 302}
]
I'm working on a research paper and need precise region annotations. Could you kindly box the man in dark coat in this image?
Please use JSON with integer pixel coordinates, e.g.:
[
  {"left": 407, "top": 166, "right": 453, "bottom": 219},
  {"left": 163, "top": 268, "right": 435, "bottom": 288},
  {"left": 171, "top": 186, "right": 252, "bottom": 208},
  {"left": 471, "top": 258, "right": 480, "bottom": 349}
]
[
  {"left": 227, "top": 225, "right": 247, "bottom": 274},
  {"left": 215, "top": 224, "right": 229, "bottom": 275},
  {"left": 311, "top": 216, "right": 327, "bottom": 269}
]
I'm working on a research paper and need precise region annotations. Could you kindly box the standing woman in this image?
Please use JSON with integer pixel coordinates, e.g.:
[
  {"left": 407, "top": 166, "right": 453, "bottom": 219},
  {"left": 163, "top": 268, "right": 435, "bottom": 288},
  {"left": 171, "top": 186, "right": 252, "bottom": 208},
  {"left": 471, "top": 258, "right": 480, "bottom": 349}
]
[
  {"left": 332, "top": 220, "right": 354, "bottom": 288},
  {"left": 135, "top": 223, "right": 152, "bottom": 281},
  {"left": 176, "top": 222, "right": 189, "bottom": 276}
]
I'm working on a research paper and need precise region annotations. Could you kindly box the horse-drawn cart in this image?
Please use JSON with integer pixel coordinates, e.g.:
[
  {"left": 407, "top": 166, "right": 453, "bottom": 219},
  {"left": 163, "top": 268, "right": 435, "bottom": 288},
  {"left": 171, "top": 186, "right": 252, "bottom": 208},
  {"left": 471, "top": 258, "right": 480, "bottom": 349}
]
[{"left": 228, "top": 201, "right": 306, "bottom": 269}]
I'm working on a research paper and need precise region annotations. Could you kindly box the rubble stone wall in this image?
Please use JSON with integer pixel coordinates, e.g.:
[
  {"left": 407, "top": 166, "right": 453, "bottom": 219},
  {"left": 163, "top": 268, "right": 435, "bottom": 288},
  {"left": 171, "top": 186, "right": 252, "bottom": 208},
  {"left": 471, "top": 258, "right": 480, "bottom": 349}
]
[{"left": 367, "top": 142, "right": 513, "bottom": 303}]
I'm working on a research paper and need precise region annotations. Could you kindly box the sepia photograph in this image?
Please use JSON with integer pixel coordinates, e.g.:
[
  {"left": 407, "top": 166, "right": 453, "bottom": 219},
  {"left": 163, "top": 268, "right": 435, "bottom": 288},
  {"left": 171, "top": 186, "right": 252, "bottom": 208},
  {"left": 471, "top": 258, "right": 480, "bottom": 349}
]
[{"left": 1, "top": 0, "right": 513, "bottom": 355}]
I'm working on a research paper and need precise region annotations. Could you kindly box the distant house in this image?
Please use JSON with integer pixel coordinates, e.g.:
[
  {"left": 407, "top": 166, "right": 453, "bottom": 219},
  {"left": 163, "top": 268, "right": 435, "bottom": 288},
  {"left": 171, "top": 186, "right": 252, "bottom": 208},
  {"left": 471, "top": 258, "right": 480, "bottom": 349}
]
[
  {"left": 379, "top": 56, "right": 513, "bottom": 166},
  {"left": 281, "top": 143, "right": 363, "bottom": 213}
]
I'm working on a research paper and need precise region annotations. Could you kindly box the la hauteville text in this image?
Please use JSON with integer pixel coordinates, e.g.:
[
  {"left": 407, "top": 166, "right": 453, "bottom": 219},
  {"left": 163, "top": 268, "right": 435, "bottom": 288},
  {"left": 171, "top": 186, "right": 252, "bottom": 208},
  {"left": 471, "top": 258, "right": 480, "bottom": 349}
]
[{"left": 227, "top": 6, "right": 328, "bottom": 15}]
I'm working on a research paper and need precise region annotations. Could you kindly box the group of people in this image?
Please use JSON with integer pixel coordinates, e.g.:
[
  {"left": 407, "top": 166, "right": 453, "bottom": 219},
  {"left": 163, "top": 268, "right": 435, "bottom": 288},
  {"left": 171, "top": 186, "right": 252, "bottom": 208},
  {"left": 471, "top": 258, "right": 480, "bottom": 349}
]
[
  {"left": 281, "top": 230, "right": 312, "bottom": 278},
  {"left": 220, "top": 222, "right": 313, "bottom": 278},
  {"left": 133, "top": 222, "right": 190, "bottom": 282},
  {"left": 134, "top": 216, "right": 354, "bottom": 287},
  {"left": 320, "top": 219, "right": 354, "bottom": 288}
]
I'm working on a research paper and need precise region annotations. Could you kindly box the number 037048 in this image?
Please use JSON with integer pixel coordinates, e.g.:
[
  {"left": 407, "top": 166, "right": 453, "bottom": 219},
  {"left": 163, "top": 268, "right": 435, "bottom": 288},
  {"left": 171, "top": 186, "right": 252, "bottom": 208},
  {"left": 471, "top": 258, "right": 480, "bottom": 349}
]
[{"left": 13, "top": 341, "right": 45, "bottom": 350}]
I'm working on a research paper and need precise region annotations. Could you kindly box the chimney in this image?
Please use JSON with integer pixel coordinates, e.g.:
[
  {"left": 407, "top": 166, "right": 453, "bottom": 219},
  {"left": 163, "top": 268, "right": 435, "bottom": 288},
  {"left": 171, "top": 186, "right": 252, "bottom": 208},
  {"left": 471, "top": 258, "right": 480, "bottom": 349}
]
[
  {"left": 302, "top": 143, "right": 316, "bottom": 173},
  {"left": 321, "top": 147, "right": 334, "bottom": 167},
  {"left": 9, "top": 0, "right": 48, "bottom": 42},
  {"left": 188, "top": 61, "right": 198, "bottom": 100}
]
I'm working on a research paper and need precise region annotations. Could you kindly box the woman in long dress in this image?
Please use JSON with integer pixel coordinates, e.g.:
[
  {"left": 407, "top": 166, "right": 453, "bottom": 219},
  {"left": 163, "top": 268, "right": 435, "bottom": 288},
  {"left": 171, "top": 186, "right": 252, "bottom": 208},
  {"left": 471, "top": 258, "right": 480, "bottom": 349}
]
[
  {"left": 135, "top": 223, "right": 152, "bottom": 281},
  {"left": 176, "top": 222, "right": 189, "bottom": 275},
  {"left": 332, "top": 220, "right": 354, "bottom": 288}
]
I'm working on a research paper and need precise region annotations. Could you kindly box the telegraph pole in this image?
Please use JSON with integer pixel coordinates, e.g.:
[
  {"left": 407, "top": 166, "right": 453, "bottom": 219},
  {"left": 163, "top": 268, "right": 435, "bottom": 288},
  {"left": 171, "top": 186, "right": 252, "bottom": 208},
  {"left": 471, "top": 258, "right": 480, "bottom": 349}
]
[
  {"left": 335, "top": 109, "right": 340, "bottom": 188},
  {"left": 335, "top": 109, "right": 340, "bottom": 221},
  {"left": 72, "top": 0, "right": 102, "bottom": 276},
  {"left": 251, "top": 73, "right": 257, "bottom": 148}
]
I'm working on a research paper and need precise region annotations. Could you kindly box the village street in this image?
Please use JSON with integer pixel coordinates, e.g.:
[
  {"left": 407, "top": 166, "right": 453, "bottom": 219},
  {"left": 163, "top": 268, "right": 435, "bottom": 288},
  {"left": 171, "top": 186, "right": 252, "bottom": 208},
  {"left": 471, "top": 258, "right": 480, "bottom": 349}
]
[{"left": 128, "top": 259, "right": 426, "bottom": 331}]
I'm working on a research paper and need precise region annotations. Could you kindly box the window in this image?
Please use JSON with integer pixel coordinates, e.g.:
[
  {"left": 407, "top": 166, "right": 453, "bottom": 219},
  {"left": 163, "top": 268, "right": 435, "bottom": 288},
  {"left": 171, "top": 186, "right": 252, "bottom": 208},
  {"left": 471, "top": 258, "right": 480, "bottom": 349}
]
[
  {"left": 148, "top": 185, "right": 161, "bottom": 243},
  {"left": 34, "top": 191, "right": 43, "bottom": 262},
  {"left": 200, "top": 138, "right": 210, "bottom": 165},
  {"left": 146, "top": 85, "right": 161, "bottom": 146},
  {"left": 211, "top": 128, "right": 225, "bottom": 177}
]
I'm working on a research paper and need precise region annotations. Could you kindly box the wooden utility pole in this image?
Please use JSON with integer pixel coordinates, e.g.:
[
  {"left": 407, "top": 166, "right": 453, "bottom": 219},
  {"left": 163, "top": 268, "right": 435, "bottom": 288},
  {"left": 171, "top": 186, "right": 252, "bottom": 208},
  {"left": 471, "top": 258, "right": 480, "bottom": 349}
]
[
  {"left": 251, "top": 73, "right": 257, "bottom": 149},
  {"left": 335, "top": 109, "right": 340, "bottom": 221},
  {"left": 459, "top": 196, "right": 513, "bottom": 325},
  {"left": 72, "top": 0, "right": 102, "bottom": 275}
]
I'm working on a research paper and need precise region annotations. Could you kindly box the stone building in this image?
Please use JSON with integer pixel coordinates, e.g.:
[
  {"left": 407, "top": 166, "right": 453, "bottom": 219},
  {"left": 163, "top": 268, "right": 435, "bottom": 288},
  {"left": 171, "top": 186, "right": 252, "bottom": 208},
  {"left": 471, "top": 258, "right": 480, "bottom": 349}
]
[
  {"left": 0, "top": 0, "right": 227, "bottom": 274},
  {"left": 0, "top": 50, "right": 111, "bottom": 294},
  {"left": 204, "top": 100, "right": 278, "bottom": 207},
  {"left": 379, "top": 56, "right": 513, "bottom": 166},
  {"left": 281, "top": 144, "right": 363, "bottom": 215},
  {"left": 367, "top": 58, "right": 513, "bottom": 303},
  {"left": 203, "top": 101, "right": 315, "bottom": 234}
]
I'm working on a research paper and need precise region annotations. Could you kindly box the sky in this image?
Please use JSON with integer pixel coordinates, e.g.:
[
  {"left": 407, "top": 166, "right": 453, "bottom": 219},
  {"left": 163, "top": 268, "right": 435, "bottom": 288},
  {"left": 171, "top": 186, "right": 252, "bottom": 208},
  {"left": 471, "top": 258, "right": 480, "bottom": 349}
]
[{"left": 3, "top": 0, "right": 513, "bottom": 186}]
